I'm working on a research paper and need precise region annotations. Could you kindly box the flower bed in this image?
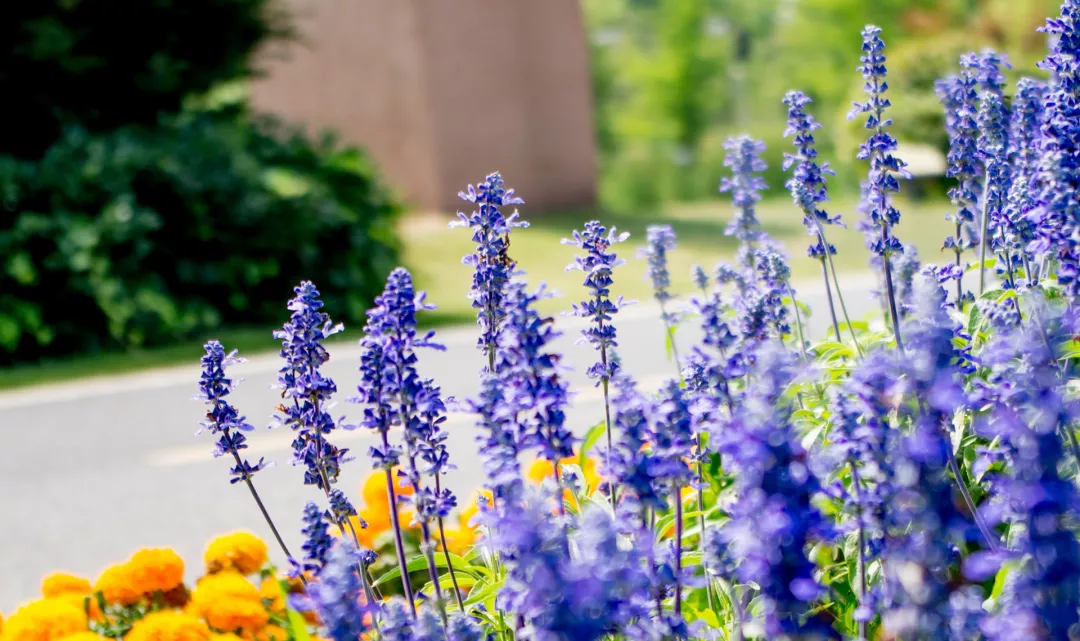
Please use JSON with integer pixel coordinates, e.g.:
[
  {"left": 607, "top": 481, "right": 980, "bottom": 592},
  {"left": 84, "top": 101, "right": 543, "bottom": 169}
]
[{"left": 9, "top": 3, "right": 1080, "bottom": 640}]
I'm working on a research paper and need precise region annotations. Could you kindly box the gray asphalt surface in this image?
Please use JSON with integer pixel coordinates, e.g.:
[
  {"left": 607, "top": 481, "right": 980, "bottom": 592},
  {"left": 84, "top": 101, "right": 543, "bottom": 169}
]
[{"left": 0, "top": 272, "right": 882, "bottom": 610}]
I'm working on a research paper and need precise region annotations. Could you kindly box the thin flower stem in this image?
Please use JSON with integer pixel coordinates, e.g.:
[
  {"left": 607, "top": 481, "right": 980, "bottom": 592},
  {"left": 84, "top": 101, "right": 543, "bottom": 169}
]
[
  {"left": 602, "top": 371, "right": 617, "bottom": 507},
  {"left": 818, "top": 257, "right": 842, "bottom": 342},
  {"left": 673, "top": 484, "right": 684, "bottom": 616},
  {"left": 940, "top": 419, "right": 998, "bottom": 551},
  {"left": 231, "top": 453, "right": 301, "bottom": 582},
  {"left": 383, "top": 465, "right": 417, "bottom": 614},
  {"left": 954, "top": 223, "right": 965, "bottom": 307},
  {"left": 659, "top": 300, "right": 683, "bottom": 374},
  {"left": 696, "top": 435, "right": 714, "bottom": 611},
  {"left": 813, "top": 198, "right": 865, "bottom": 355},
  {"left": 850, "top": 464, "right": 868, "bottom": 641},
  {"left": 419, "top": 522, "right": 449, "bottom": 627},
  {"left": 882, "top": 247, "right": 905, "bottom": 352},
  {"left": 435, "top": 476, "right": 466, "bottom": 611},
  {"left": 978, "top": 193, "right": 991, "bottom": 296}
]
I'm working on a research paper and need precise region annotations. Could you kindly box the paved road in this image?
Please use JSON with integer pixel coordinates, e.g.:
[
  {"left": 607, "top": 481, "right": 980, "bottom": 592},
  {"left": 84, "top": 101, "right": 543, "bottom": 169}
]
[{"left": 0, "top": 272, "right": 882, "bottom": 609}]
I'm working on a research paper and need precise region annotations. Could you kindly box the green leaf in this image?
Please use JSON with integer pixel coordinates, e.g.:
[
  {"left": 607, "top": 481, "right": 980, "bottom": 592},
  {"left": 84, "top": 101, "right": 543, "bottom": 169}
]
[
  {"left": 373, "top": 552, "right": 480, "bottom": 587},
  {"left": 580, "top": 421, "right": 606, "bottom": 468}
]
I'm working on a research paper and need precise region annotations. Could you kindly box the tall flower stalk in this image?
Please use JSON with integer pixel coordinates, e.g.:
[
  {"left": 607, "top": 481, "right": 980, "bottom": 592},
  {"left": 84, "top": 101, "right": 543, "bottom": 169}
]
[
  {"left": 378, "top": 267, "right": 451, "bottom": 624},
  {"left": 719, "top": 135, "right": 768, "bottom": 276},
  {"left": 976, "top": 90, "right": 1017, "bottom": 297},
  {"left": 639, "top": 225, "right": 682, "bottom": 372},
  {"left": 563, "top": 221, "right": 630, "bottom": 501},
  {"left": 197, "top": 341, "right": 295, "bottom": 571},
  {"left": 936, "top": 61, "right": 981, "bottom": 305},
  {"left": 848, "top": 25, "right": 910, "bottom": 350},
  {"left": 782, "top": 90, "right": 862, "bottom": 352},
  {"left": 1006, "top": 78, "right": 1046, "bottom": 284},
  {"left": 451, "top": 173, "right": 528, "bottom": 372}
]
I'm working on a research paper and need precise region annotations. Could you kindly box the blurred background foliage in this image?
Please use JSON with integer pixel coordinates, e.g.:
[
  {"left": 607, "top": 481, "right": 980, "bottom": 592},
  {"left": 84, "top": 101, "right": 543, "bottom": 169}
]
[
  {"left": 586, "top": 0, "right": 1058, "bottom": 211},
  {"left": 0, "top": 0, "right": 401, "bottom": 364}
]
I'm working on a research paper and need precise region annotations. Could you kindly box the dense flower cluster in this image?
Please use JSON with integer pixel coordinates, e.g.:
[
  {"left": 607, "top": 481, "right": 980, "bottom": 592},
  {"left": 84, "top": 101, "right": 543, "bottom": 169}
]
[{"left": 22, "top": 7, "right": 1080, "bottom": 641}]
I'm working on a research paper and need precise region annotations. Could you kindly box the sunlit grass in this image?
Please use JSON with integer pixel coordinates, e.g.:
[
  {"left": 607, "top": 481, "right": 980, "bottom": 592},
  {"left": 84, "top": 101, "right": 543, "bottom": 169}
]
[{"left": 404, "top": 195, "right": 955, "bottom": 319}]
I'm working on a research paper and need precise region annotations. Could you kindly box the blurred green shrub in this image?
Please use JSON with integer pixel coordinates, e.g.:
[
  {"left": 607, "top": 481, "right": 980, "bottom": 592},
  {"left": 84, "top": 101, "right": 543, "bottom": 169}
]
[
  {"left": 0, "top": 0, "right": 290, "bottom": 159},
  {"left": 0, "top": 107, "right": 401, "bottom": 363}
]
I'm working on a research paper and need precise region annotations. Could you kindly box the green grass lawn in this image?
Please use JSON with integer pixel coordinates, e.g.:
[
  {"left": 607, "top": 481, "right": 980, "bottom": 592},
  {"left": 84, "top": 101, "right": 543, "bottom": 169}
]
[
  {"left": 0, "top": 195, "right": 953, "bottom": 390},
  {"left": 404, "top": 196, "right": 955, "bottom": 319}
]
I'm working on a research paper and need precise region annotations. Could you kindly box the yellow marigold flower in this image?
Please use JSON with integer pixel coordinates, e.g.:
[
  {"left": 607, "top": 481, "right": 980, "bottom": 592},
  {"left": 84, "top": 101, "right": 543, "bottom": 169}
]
[
  {"left": 126, "top": 611, "right": 210, "bottom": 641},
  {"left": 209, "top": 634, "right": 243, "bottom": 641},
  {"left": 128, "top": 548, "right": 185, "bottom": 595},
  {"left": 361, "top": 468, "right": 413, "bottom": 508},
  {"left": 56, "top": 633, "right": 106, "bottom": 641},
  {"left": 191, "top": 572, "right": 268, "bottom": 634},
  {"left": 3, "top": 598, "right": 88, "bottom": 641},
  {"left": 459, "top": 490, "right": 493, "bottom": 530},
  {"left": 257, "top": 578, "right": 285, "bottom": 615},
  {"left": 438, "top": 525, "right": 476, "bottom": 555},
  {"left": 204, "top": 532, "right": 268, "bottom": 575},
  {"left": 94, "top": 563, "right": 141, "bottom": 606},
  {"left": 51, "top": 594, "right": 102, "bottom": 623},
  {"left": 41, "top": 574, "right": 92, "bottom": 599}
]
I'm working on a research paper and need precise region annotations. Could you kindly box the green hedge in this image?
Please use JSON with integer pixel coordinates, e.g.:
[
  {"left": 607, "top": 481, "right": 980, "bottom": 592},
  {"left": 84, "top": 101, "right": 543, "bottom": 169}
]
[{"left": 0, "top": 107, "right": 401, "bottom": 364}]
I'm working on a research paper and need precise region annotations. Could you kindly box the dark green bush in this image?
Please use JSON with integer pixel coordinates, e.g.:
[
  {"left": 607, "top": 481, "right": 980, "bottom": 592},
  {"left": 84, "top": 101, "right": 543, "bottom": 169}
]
[
  {"left": 0, "top": 0, "right": 290, "bottom": 158},
  {"left": 0, "top": 107, "right": 401, "bottom": 363}
]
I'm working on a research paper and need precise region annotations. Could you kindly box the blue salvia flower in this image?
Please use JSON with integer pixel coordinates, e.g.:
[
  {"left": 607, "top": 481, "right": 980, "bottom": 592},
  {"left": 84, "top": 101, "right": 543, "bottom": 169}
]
[
  {"left": 782, "top": 90, "right": 843, "bottom": 260},
  {"left": 379, "top": 599, "right": 416, "bottom": 641},
  {"left": 848, "top": 25, "right": 910, "bottom": 346},
  {"left": 720, "top": 135, "right": 769, "bottom": 261},
  {"left": 604, "top": 371, "right": 665, "bottom": 515},
  {"left": 975, "top": 49, "right": 1011, "bottom": 97},
  {"left": 651, "top": 379, "right": 696, "bottom": 494},
  {"left": 848, "top": 26, "right": 909, "bottom": 258},
  {"left": 197, "top": 341, "right": 267, "bottom": 483},
  {"left": 890, "top": 243, "right": 921, "bottom": 316},
  {"left": 491, "top": 496, "right": 650, "bottom": 641},
  {"left": 412, "top": 607, "right": 445, "bottom": 641},
  {"left": 937, "top": 62, "right": 981, "bottom": 296},
  {"left": 718, "top": 343, "right": 832, "bottom": 637},
  {"left": 272, "top": 282, "right": 350, "bottom": 490},
  {"left": 327, "top": 488, "right": 360, "bottom": 526},
  {"left": 415, "top": 378, "right": 457, "bottom": 518},
  {"left": 352, "top": 286, "right": 400, "bottom": 472},
  {"left": 977, "top": 91, "right": 1017, "bottom": 290},
  {"left": 563, "top": 221, "right": 631, "bottom": 384},
  {"left": 1032, "top": 1, "right": 1080, "bottom": 295},
  {"left": 639, "top": 224, "right": 677, "bottom": 305},
  {"left": 498, "top": 282, "right": 575, "bottom": 467},
  {"left": 298, "top": 501, "right": 333, "bottom": 577},
  {"left": 1006, "top": 78, "right": 1047, "bottom": 282},
  {"left": 469, "top": 371, "right": 524, "bottom": 502},
  {"left": 446, "top": 613, "right": 486, "bottom": 641},
  {"left": 451, "top": 172, "right": 529, "bottom": 370},
  {"left": 977, "top": 309, "right": 1080, "bottom": 640},
  {"left": 305, "top": 541, "right": 370, "bottom": 641},
  {"left": 692, "top": 264, "right": 710, "bottom": 292}
]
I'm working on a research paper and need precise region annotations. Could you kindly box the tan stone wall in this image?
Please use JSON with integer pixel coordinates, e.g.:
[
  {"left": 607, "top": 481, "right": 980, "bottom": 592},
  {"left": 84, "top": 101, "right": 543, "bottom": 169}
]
[{"left": 250, "top": 0, "right": 597, "bottom": 213}]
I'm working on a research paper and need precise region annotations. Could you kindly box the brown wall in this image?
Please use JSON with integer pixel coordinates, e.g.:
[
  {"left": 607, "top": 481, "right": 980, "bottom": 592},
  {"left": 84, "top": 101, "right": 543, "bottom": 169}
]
[{"left": 250, "top": 0, "right": 597, "bottom": 213}]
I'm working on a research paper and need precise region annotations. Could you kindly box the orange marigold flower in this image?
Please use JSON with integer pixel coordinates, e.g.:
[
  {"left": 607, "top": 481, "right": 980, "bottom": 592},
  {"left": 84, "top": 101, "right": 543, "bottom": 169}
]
[
  {"left": 125, "top": 611, "right": 210, "bottom": 641},
  {"left": 3, "top": 598, "right": 88, "bottom": 641},
  {"left": 253, "top": 625, "right": 289, "bottom": 641},
  {"left": 204, "top": 532, "right": 268, "bottom": 575},
  {"left": 209, "top": 635, "right": 244, "bottom": 641},
  {"left": 128, "top": 548, "right": 185, "bottom": 595},
  {"left": 41, "top": 574, "right": 92, "bottom": 599},
  {"left": 56, "top": 633, "right": 106, "bottom": 641},
  {"left": 93, "top": 564, "right": 142, "bottom": 606},
  {"left": 190, "top": 572, "right": 268, "bottom": 634}
]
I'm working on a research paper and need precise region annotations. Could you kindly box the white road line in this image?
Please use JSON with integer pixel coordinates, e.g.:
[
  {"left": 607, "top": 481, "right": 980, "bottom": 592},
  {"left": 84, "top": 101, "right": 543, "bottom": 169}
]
[
  {"left": 2, "top": 272, "right": 878, "bottom": 411},
  {"left": 144, "top": 373, "right": 674, "bottom": 468}
]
